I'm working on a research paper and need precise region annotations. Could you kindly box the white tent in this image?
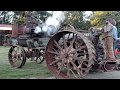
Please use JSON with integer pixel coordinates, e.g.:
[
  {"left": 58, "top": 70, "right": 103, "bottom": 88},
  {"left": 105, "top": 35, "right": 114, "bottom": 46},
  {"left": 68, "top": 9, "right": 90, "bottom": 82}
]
[{"left": 0, "top": 24, "right": 12, "bottom": 31}]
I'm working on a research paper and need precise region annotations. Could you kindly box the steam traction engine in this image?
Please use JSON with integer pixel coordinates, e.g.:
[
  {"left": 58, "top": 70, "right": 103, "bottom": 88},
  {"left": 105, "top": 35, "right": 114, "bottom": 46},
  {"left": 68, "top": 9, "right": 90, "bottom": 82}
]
[
  {"left": 8, "top": 11, "right": 120, "bottom": 79},
  {"left": 45, "top": 25, "right": 119, "bottom": 79},
  {"left": 8, "top": 12, "right": 45, "bottom": 68}
]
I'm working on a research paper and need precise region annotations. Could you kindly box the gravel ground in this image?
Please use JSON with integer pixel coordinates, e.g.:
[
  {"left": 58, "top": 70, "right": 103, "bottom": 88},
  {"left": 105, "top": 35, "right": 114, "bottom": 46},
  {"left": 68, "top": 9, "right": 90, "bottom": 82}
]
[
  {"left": 21, "top": 70, "right": 120, "bottom": 79},
  {"left": 84, "top": 71, "right": 120, "bottom": 79}
]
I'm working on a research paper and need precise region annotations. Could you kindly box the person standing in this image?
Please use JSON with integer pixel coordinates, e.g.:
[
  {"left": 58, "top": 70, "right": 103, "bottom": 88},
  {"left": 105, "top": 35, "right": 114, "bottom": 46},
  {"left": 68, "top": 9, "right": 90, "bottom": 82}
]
[
  {"left": 110, "top": 19, "right": 120, "bottom": 57},
  {"left": 103, "top": 18, "right": 115, "bottom": 60}
]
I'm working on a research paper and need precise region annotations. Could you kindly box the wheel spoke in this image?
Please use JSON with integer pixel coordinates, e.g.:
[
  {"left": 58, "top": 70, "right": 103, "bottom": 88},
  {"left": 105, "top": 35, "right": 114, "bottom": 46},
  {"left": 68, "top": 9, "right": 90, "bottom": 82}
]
[
  {"left": 63, "top": 34, "right": 68, "bottom": 50},
  {"left": 78, "top": 51, "right": 88, "bottom": 56},
  {"left": 50, "top": 59, "right": 62, "bottom": 65},
  {"left": 87, "top": 60, "right": 94, "bottom": 67},
  {"left": 70, "top": 60, "right": 81, "bottom": 78},
  {"left": 76, "top": 45, "right": 86, "bottom": 52},
  {"left": 38, "top": 57, "right": 42, "bottom": 61},
  {"left": 17, "top": 47, "right": 20, "bottom": 53},
  {"left": 35, "top": 56, "right": 44, "bottom": 64},
  {"left": 69, "top": 45, "right": 86, "bottom": 54},
  {"left": 82, "top": 62, "right": 88, "bottom": 67},
  {"left": 76, "top": 57, "right": 84, "bottom": 64},
  {"left": 53, "top": 40, "right": 63, "bottom": 51},
  {"left": 13, "top": 59, "right": 18, "bottom": 63},
  {"left": 14, "top": 48, "right": 19, "bottom": 56},
  {"left": 81, "top": 68, "right": 86, "bottom": 71},
  {"left": 79, "top": 41, "right": 84, "bottom": 46},
  {"left": 84, "top": 66, "right": 92, "bottom": 74},
  {"left": 80, "top": 69, "right": 85, "bottom": 77},
  {"left": 67, "top": 62, "right": 70, "bottom": 78},
  {"left": 13, "top": 50, "right": 17, "bottom": 55},
  {"left": 16, "top": 61, "right": 21, "bottom": 66},
  {"left": 69, "top": 34, "right": 77, "bottom": 49},
  {"left": 52, "top": 56, "right": 61, "bottom": 60},
  {"left": 69, "top": 68, "right": 79, "bottom": 79},
  {"left": 56, "top": 59, "right": 65, "bottom": 77},
  {"left": 64, "top": 64, "right": 77, "bottom": 79},
  {"left": 47, "top": 50, "right": 60, "bottom": 55},
  {"left": 38, "top": 56, "right": 44, "bottom": 61},
  {"left": 53, "top": 48, "right": 59, "bottom": 54},
  {"left": 79, "top": 59, "right": 88, "bottom": 64},
  {"left": 9, "top": 53, "right": 12, "bottom": 56}
]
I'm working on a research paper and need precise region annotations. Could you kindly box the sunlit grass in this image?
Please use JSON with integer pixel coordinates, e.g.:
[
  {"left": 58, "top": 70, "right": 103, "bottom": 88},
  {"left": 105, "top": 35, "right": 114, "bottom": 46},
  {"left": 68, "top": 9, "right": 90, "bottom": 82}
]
[{"left": 0, "top": 46, "right": 52, "bottom": 79}]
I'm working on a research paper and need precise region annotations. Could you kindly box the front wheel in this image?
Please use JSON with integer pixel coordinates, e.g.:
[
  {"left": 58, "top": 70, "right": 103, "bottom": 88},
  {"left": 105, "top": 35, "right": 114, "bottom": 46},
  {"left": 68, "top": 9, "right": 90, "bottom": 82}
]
[
  {"left": 8, "top": 45, "right": 26, "bottom": 68},
  {"left": 32, "top": 48, "right": 45, "bottom": 64}
]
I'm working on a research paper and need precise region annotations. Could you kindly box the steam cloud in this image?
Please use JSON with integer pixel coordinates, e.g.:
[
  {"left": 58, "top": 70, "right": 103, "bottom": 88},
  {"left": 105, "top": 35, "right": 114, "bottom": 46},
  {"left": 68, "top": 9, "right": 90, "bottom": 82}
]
[{"left": 34, "top": 11, "right": 67, "bottom": 36}]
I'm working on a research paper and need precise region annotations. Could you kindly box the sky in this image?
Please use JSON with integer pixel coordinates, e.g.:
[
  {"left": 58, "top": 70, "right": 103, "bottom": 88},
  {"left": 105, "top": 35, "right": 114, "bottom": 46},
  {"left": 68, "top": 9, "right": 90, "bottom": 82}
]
[
  {"left": 84, "top": 11, "right": 93, "bottom": 18},
  {"left": 47, "top": 11, "right": 93, "bottom": 21},
  {"left": 84, "top": 11, "right": 93, "bottom": 16},
  {"left": 47, "top": 11, "right": 93, "bottom": 15},
  {"left": 5, "top": 11, "right": 93, "bottom": 24},
  {"left": 84, "top": 11, "right": 93, "bottom": 20}
]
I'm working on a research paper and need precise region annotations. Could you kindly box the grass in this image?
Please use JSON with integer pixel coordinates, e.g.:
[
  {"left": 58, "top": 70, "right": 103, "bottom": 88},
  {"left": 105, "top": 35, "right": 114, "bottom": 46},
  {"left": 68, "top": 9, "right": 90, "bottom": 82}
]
[{"left": 0, "top": 46, "right": 53, "bottom": 79}]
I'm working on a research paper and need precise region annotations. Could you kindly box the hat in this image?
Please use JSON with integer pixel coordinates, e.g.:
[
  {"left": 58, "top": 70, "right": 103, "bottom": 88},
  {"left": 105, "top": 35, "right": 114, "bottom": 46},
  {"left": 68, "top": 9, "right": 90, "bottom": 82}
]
[{"left": 106, "top": 18, "right": 116, "bottom": 26}]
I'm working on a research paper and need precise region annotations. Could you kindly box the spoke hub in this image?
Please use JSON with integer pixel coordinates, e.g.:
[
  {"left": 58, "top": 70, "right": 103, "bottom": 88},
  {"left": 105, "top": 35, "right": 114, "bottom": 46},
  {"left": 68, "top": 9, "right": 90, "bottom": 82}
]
[{"left": 59, "top": 47, "right": 75, "bottom": 63}]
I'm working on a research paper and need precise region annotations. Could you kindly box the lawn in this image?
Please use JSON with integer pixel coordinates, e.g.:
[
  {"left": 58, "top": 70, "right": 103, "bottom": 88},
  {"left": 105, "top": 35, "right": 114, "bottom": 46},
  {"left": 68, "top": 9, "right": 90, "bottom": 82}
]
[
  {"left": 0, "top": 46, "right": 53, "bottom": 79},
  {"left": 1, "top": 45, "right": 120, "bottom": 79}
]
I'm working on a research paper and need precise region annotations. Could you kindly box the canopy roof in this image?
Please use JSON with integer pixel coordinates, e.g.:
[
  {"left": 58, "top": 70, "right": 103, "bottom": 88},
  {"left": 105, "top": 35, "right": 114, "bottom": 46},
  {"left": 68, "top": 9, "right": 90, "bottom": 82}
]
[{"left": 0, "top": 24, "right": 12, "bottom": 31}]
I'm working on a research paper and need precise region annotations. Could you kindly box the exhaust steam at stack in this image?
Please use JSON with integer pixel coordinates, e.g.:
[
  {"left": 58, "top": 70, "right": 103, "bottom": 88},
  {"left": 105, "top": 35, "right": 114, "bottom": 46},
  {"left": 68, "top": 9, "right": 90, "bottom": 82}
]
[{"left": 34, "top": 11, "right": 68, "bottom": 36}]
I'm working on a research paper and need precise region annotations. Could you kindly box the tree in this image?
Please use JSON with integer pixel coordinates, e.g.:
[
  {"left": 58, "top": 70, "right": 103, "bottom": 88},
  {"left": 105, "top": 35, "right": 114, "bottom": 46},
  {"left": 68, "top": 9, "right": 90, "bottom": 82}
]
[
  {"left": 0, "top": 11, "right": 14, "bottom": 24},
  {"left": 90, "top": 11, "right": 120, "bottom": 34},
  {"left": 64, "top": 11, "right": 91, "bottom": 30},
  {"left": 37, "top": 11, "right": 52, "bottom": 22},
  {"left": 90, "top": 11, "right": 120, "bottom": 27},
  {"left": 0, "top": 11, "right": 52, "bottom": 24}
]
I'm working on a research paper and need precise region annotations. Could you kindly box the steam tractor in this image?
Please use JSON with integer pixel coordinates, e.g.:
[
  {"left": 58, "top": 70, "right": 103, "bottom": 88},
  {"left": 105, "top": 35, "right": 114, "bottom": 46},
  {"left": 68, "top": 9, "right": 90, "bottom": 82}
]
[
  {"left": 8, "top": 11, "right": 46, "bottom": 68},
  {"left": 45, "top": 25, "right": 120, "bottom": 79},
  {"left": 8, "top": 11, "right": 120, "bottom": 79}
]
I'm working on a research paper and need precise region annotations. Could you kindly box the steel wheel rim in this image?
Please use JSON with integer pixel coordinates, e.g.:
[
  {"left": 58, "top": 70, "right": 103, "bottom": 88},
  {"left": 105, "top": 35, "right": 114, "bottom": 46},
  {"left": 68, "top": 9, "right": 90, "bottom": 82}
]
[
  {"left": 45, "top": 30, "right": 95, "bottom": 79},
  {"left": 33, "top": 49, "right": 44, "bottom": 64},
  {"left": 8, "top": 46, "right": 26, "bottom": 68}
]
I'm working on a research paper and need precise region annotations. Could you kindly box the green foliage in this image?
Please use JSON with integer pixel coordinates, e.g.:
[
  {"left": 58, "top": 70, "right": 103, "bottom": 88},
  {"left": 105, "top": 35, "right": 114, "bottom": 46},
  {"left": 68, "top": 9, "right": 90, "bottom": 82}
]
[
  {"left": 0, "top": 11, "right": 13, "bottom": 24},
  {"left": 90, "top": 11, "right": 120, "bottom": 33},
  {"left": 65, "top": 11, "right": 91, "bottom": 30},
  {"left": 37, "top": 11, "right": 52, "bottom": 21},
  {"left": 0, "top": 11, "right": 91, "bottom": 31},
  {"left": 0, "top": 11, "right": 52, "bottom": 24},
  {"left": 0, "top": 46, "right": 52, "bottom": 79}
]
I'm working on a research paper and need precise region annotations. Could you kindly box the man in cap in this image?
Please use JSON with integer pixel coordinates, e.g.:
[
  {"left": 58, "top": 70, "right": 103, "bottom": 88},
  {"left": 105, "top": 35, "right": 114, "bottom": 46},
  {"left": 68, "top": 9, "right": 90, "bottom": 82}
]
[{"left": 103, "top": 18, "right": 115, "bottom": 60}]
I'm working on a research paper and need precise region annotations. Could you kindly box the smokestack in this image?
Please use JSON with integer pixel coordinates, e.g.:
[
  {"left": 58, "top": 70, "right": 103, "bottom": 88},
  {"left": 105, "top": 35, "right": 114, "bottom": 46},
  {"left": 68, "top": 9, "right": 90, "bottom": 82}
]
[{"left": 34, "top": 11, "right": 68, "bottom": 36}]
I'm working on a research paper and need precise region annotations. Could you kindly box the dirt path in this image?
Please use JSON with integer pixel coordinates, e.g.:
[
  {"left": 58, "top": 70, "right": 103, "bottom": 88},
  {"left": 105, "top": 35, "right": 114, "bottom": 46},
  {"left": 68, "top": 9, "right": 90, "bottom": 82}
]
[{"left": 20, "top": 71, "right": 120, "bottom": 79}]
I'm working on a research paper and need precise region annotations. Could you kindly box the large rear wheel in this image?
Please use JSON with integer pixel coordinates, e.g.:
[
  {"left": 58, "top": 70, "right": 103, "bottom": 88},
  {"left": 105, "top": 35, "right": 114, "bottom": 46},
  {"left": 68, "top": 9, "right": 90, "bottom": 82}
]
[{"left": 45, "top": 30, "right": 96, "bottom": 79}]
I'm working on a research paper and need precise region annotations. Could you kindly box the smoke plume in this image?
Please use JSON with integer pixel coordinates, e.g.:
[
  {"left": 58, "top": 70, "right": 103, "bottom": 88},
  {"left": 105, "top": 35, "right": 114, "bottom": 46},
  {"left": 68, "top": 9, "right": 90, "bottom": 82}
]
[{"left": 34, "top": 11, "right": 68, "bottom": 36}]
